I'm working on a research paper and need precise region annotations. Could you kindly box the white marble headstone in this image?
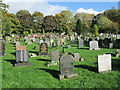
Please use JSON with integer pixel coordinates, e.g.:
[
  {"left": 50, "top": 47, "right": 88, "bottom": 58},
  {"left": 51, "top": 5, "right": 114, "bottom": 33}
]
[
  {"left": 98, "top": 54, "right": 111, "bottom": 73},
  {"left": 89, "top": 41, "right": 100, "bottom": 50}
]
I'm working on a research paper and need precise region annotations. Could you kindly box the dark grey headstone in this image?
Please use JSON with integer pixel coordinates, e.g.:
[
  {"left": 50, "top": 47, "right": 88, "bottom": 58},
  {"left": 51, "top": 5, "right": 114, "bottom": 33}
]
[
  {"left": 0, "top": 39, "right": 5, "bottom": 57},
  {"left": 50, "top": 50, "right": 60, "bottom": 62},
  {"left": 59, "top": 55, "right": 77, "bottom": 77}
]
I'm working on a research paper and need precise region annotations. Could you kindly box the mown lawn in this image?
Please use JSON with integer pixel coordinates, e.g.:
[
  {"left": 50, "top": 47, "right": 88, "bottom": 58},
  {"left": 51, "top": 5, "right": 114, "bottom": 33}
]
[{"left": 2, "top": 40, "right": 120, "bottom": 88}]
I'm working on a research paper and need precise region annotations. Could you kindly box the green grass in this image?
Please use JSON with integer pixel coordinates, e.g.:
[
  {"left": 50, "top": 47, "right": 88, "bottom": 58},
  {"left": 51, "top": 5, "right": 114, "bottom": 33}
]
[{"left": 2, "top": 40, "right": 120, "bottom": 88}]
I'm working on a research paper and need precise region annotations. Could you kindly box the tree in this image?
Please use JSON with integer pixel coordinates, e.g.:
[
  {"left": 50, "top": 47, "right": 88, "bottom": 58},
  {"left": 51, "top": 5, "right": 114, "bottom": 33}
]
[
  {"left": 93, "top": 24, "right": 99, "bottom": 36},
  {"left": 32, "top": 11, "right": 44, "bottom": 33},
  {"left": 76, "top": 19, "right": 83, "bottom": 35},
  {"left": 97, "top": 16, "right": 112, "bottom": 33},
  {"left": 42, "top": 15, "right": 57, "bottom": 33}
]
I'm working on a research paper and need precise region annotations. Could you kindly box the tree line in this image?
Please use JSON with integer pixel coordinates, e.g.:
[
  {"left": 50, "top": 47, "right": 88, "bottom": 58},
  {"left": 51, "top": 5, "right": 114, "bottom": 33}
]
[{"left": 1, "top": 1, "right": 120, "bottom": 37}]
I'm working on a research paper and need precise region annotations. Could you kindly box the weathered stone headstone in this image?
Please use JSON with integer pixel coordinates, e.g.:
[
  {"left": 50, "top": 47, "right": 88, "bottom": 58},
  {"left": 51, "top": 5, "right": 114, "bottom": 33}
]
[
  {"left": 78, "top": 39, "right": 84, "bottom": 47},
  {"left": 39, "top": 43, "right": 48, "bottom": 56},
  {"left": 45, "top": 40, "right": 50, "bottom": 47},
  {"left": 98, "top": 54, "right": 111, "bottom": 73},
  {"left": 0, "top": 39, "right": 5, "bottom": 56},
  {"left": 73, "top": 53, "right": 81, "bottom": 62},
  {"left": 89, "top": 41, "right": 100, "bottom": 50},
  {"left": 109, "top": 43, "right": 113, "bottom": 49},
  {"left": 15, "top": 50, "right": 32, "bottom": 67},
  {"left": 116, "top": 34, "right": 120, "bottom": 39},
  {"left": 116, "top": 49, "right": 120, "bottom": 57},
  {"left": 60, "top": 38, "right": 65, "bottom": 45},
  {"left": 35, "top": 38, "right": 40, "bottom": 43},
  {"left": 59, "top": 55, "right": 77, "bottom": 80},
  {"left": 52, "top": 42, "right": 57, "bottom": 49},
  {"left": 50, "top": 50, "right": 60, "bottom": 62},
  {"left": 27, "top": 41, "right": 32, "bottom": 45},
  {"left": 16, "top": 41, "right": 21, "bottom": 47}
]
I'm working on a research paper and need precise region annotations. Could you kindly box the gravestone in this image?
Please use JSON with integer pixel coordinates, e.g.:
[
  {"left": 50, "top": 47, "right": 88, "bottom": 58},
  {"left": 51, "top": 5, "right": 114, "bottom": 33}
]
[
  {"left": 116, "top": 49, "right": 120, "bottom": 57},
  {"left": 50, "top": 50, "right": 60, "bottom": 62},
  {"left": 98, "top": 54, "right": 111, "bottom": 73},
  {"left": 39, "top": 43, "right": 48, "bottom": 56},
  {"left": 78, "top": 39, "right": 84, "bottom": 47},
  {"left": 52, "top": 42, "right": 57, "bottom": 49},
  {"left": 45, "top": 40, "right": 50, "bottom": 47},
  {"left": 60, "top": 38, "right": 65, "bottom": 45},
  {"left": 89, "top": 41, "right": 100, "bottom": 50},
  {"left": 39, "top": 40, "right": 43, "bottom": 44},
  {"left": 0, "top": 39, "right": 5, "bottom": 57},
  {"left": 15, "top": 50, "right": 32, "bottom": 67},
  {"left": 73, "top": 53, "right": 81, "bottom": 62},
  {"left": 59, "top": 55, "right": 77, "bottom": 80},
  {"left": 50, "top": 39, "right": 54, "bottom": 45},
  {"left": 109, "top": 43, "right": 113, "bottom": 49},
  {"left": 16, "top": 41, "right": 21, "bottom": 47},
  {"left": 116, "top": 34, "right": 120, "bottom": 39},
  {"left": 35, "top": 38, "right": 39, "bottom": 43},
  {"left": 34, "top": 46, "right": 39, "bottom": 50}
]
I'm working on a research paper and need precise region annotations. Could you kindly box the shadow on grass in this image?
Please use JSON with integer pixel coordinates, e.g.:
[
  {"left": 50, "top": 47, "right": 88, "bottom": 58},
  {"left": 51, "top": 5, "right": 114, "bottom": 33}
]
[
  {"left": 105, "top": 53, "right": 116, "bottom": 57},
  {"left": 4, "top": 59, "right": 16, "bottom": 66},
  {"left": 74, "top": 65, "right": 98, "bottom": 73},
  {"left": 35, "top": 68, "right": 59, "bottom": 79},
  {"left": 76, "top": 47, "right": 89, "bottom": 50},
  {"left": 36, "top": 59, "right": 51, "bottom": 62},
  {"left": 29, "top": 51, "right": 39, "bottom": 55},
  {"left": 11, "top": 53, "right": 16, "bottom": 56},
  {"left": 112, "top": 59, "right": 120, "bottom": 71}
]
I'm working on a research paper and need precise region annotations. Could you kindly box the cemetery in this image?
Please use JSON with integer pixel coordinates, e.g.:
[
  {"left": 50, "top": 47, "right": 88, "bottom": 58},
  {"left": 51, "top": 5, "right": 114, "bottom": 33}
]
[{"left": 0, "top": 0, "right": 120, "bottom": 89}]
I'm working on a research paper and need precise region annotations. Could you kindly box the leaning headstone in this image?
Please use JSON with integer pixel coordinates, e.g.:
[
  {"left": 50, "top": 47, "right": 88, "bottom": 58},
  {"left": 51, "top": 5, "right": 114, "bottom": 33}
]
[
  {"left": 39, "top": 43, "right": 49, "bottom": 56},
  {"left": 50, "top": 50, "right": 60, "bottom": 62},
  {"left": 116, "top": 49, "right": 120, "bottom": 57},
  {"left": 78, "top": 39, "right": 84, "bottom": 47},
  {"left": 15, "top": 50, "right": 32, "bottom": 67},
  {"left": 98, "top": 54, "right": 111, "bottom": 73},
  {"left": 89, "top": 41, "right": 100, "bottom": 50},
  {"left": 59, "top": 55, "right": 77, "bottom": 80}
]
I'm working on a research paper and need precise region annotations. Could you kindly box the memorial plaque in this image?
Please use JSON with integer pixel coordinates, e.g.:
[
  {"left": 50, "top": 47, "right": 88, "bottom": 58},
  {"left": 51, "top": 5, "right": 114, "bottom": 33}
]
[
  {"left": 39, "top": 43, "right": 48, "bottom": 55},
  {"left": 78, "top": 39, "right": 84, "bottom": 47},
  {"left": 59, "top": 55, "right": 77, "bottom": 80},
  {"left": 89, "top": 41, "right": 100, "bottom": 50},
  {"left": 98, "top": 54, "right": 111, "bottom": 73},
  {"left": 50, "top": 50, "right": 60, "bottom": 62}
]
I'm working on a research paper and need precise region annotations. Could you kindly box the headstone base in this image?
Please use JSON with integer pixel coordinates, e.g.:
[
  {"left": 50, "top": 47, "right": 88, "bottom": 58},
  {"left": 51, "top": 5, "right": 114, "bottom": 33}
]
[
  {"left": 14, "top": 62, "right": 32, "bottom": 67},
  {"left": 99, "top": 70, "right": 111, "bottom": 74},
  {"left": 59, "top": 73, "right": 78, "bottom": 80},
  {"left": 90, "top": 48, "right": 100, "bottom": 50}
]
